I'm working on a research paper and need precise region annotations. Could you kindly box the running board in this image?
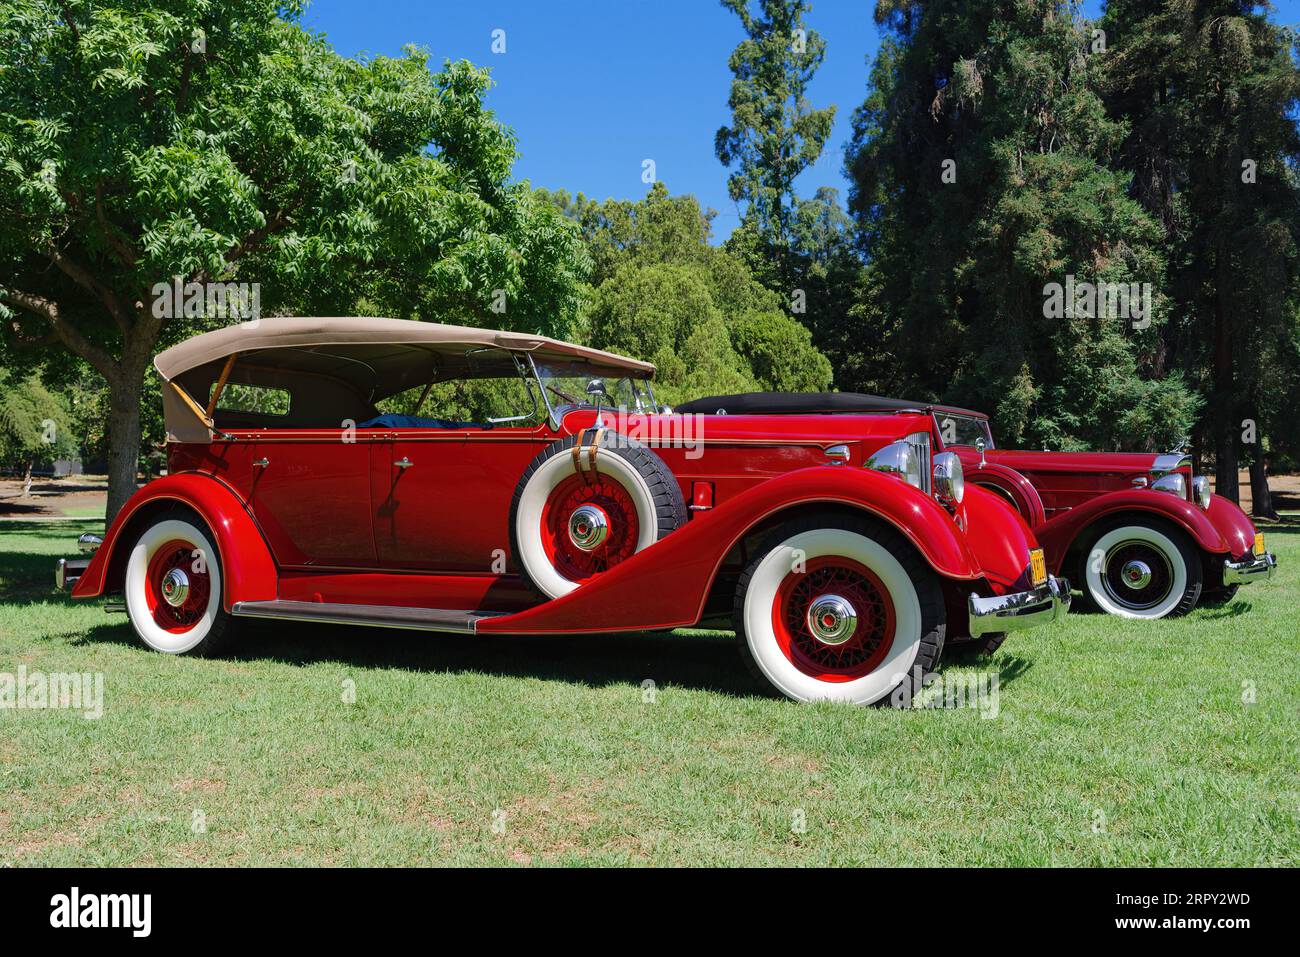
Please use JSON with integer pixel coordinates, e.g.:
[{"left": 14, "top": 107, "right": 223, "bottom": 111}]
[{"left": 230, "top": 600, "right": 507, "bottom": 634}]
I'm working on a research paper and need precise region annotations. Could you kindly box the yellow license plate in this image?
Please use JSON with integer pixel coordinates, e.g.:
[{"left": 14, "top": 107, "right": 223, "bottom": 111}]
[
  {"left": 1029, "top": 548, "right": 1047, "bottom": 586},
  {"left": 1255, "top": 532, "right": 1265, "bottom": 556}
]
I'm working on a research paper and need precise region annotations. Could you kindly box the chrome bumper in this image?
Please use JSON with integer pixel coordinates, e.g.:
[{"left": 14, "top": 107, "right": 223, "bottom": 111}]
[
  {"left": 55, "top": 534, "right": 100, "bottom": 593},
  {"left": 968, "top": 575, "right": 1071, "bottom": 638},
  {"left": 1223, "top": 552, "right": 1277, "bottom": 585},
  {"left": 55, "top": 557, "right": 90, "bottom": 592}
]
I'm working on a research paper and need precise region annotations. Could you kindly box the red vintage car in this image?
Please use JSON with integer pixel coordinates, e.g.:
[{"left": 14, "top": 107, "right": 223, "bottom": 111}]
[
  {"left": 58, "top": 318, "right": 1068, "bottom": 705},
  {"left": 675, "top": 392, "right": 1277, "bottom": 621}
]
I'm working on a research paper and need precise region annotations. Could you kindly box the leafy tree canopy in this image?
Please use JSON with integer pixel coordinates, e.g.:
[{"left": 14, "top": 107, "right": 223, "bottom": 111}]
[
  {"left": 0, "top": 0, "right": 589, "bottom": 519},
  {"left": 545, "top": 182, "right": 832, "bottom": 404}
]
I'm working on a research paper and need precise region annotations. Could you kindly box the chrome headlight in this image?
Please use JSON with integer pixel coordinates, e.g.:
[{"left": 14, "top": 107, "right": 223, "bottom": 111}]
[
  {"left": 932, "top": 451, "right": 964, "bottom": 505},
  {"left": 1192, "top": 475, "right": 1211, "bottom": 509},
  {"left": 866, "top": 440, "right": 924, "bottom": 490},
  {"left": 1151, "top": 473, "right": 1187, "bottom": 498}
]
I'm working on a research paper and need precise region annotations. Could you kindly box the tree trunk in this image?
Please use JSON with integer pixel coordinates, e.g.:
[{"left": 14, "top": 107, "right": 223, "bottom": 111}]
[
  {"left": 1249, "top": 454, "right": 1277, "bottom": 521},
  {"left": 105, "top": 373, "right": 144, "bottom": 524},
  {"left": 1211, "top": 259, "right": 1239, "bottom": 503}
]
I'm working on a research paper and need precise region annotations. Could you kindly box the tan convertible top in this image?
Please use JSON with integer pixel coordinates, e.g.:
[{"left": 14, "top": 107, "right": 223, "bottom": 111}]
[
  {"left": 154, "top": 316, "right": 654, "bottom": 381},
  {"left": 154, "top": 317, "right": 654, "bottom": 443}
]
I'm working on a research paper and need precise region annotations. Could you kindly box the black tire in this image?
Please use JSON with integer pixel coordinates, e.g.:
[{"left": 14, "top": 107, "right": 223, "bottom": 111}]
[
  {"left": 1199, "top": 583, "right": 1240, "bottom": 607},
  {"left": 122, "top": 506, "right": 240, "bottom": 657},
  {"left": 732, "top": 511, "right": 945, "bottom": 706},
  {"left": 509, "top": 429, "right": 687, "bottom": 599},
  {"left": 947, "top": 632, "right": 1007, "bottom": 658},
  {"left": 1074, "top": 516, "right": 1202, "bottom": 619}
]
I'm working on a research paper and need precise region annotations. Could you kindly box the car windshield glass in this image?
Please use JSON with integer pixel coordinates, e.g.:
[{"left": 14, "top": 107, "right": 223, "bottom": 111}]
[
  {"left": 532, "top": 360, "right": 653, "bottom": 413},
  {"left": 935, "top": 412, "right": 994, "bottom": 448}
]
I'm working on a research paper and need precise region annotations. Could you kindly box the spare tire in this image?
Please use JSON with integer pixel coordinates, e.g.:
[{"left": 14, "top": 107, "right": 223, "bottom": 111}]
[{"left": 509, "top": 429, "right": 688, "bottom": 599}]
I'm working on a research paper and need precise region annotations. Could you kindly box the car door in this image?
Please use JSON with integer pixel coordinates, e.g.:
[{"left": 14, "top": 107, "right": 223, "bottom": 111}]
[
  {"left": 245, "top": 429, "right": 381, "bottom": 567},
  {"left": 373, "top": 425, "right": 552, "bottom": 572}
]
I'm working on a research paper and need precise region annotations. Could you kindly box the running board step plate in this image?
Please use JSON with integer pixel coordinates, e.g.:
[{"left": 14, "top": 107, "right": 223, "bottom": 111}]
[{"left": 230, "top": 600, "right": 506, "bottom": 634}]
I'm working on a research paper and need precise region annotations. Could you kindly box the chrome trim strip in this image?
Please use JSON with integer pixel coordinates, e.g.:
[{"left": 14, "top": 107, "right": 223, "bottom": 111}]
[
  {"left": 1222, "top": 552, "right": 1277, "bottom": 585},
  {"left": 968, "top": 575, "right": 1071, "bottom": 637},
  {"left": 231, "top": 599, "right": 508, "bottom": 634}
]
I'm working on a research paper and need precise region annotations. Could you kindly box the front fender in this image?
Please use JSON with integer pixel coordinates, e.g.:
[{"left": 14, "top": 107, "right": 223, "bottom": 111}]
[
  {"left": 1205, "top": 494, "right": 1257, "bottom": 560},
  {"left": 956, "top": 455, "right": 1048, "bottom": 527},
  {"left": 479, "top": 465, "right": 985, "bottom": 634},
  {"left": 958, "top": 484, "right": 1043, "bottom": 592},
  {"left": 71, "top": 473, "right": 278, "bottom": 612},
  {"left": 1034, "top": 488, "right": 1230, "bottom": 574}
]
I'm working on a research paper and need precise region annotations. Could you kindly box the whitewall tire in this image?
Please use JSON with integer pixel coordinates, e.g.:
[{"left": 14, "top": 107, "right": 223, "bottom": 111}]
[
  {"left": 123, "top": 512, "right": 237, "bottom": 655},
  {"left": 1080, "top": 521, "right": 1202, "bottom": 619},
  {"left": 733, "top": 514, "right": 946, "bottom": 706},
  {"left": 509, "top": 432, "right": 686, "bottom": 599}
]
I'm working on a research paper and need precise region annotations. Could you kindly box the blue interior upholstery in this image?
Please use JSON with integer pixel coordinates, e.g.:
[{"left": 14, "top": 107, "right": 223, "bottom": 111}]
[{"left": 357, "top": 413, "right": 489, "bottom": 430}]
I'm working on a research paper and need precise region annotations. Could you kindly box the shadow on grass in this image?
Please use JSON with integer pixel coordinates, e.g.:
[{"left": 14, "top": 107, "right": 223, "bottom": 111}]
[
  {"left": 75, "top": 617, "right": 762, "bottom": 698},
  {"left": 72, "top": 613, "right": 1031, "bottom": 702},
  {"left": 1199, "top": 600, "right": 1253, "bottom": 620}
]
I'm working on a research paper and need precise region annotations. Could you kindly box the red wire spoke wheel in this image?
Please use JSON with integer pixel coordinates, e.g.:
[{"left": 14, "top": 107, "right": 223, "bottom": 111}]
[
  {"left": 123, "top": 511, "right": 237, "bottom": 656},
  {"left": 733, "top": 514, "right": 946, "bottom": 706},
  {"left": 539, "top": 474, "right": 642, "bottom": 585},
  {"left": 770, "top": 556, "right": 896, "bottom": 683},
  {"left": 143, "top": 538, "right": 213, "bottom": 633},
  {"left": 511, "top": 431, "right": 686, "bottom": 599}
]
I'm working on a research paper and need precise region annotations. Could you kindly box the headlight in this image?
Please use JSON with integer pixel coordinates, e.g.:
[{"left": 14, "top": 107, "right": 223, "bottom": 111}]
[
  {"left": 866, "top": 440, "right": 924, "bottom": 490},
  {"left": 1192, "top": 475, "right": 1210, "bottom": 509},
  {"left": 1151, "top": 473, "right": 1187, "bottom": 498},
  {"left": 932, "top": 451, "right": 964, "bottom": 505}
]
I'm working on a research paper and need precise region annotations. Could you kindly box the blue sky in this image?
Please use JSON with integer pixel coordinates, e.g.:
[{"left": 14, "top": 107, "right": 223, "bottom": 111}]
[{"left": 302, "top": 0, "right": 1300, "bottom": 241}]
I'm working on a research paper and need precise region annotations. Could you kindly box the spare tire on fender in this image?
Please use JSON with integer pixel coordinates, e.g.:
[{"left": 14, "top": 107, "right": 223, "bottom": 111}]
[{"left": 509, "top": 428, "right": 688, "bottom": 599}]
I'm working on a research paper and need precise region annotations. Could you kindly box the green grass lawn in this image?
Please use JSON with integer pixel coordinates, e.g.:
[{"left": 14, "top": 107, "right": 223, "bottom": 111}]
[{"left": 1, "top": 518, "right": 1296, "bottom": 866}]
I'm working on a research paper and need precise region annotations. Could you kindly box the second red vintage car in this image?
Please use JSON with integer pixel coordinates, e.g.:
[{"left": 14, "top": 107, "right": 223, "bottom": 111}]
[
  {"left": 58, "top": 318, "right": 1069, "bottom": 705},
  {"left": 676, "top": 392, "right": 1278, "bottom": 621}
]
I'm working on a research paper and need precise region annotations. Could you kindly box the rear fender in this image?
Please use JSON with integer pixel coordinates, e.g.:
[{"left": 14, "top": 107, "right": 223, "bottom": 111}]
[
  {"left": 479, "top": 465, "right": 983, "bottom": 634},
  {"left": 1035, "top": 489, "right": 1229, "bottom": 574},
  {"left": 71, "top": 473, "right": 278, "bottom": 612}
]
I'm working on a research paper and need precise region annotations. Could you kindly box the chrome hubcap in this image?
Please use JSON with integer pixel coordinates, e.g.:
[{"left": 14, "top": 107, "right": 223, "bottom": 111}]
[
  {"left": 160, "top": 567, "right": 190, "bottom": 607},
  {"left": 806, "top": 594, "right": 858, "bottom": 646},
  {"left": 1120, "top": 559, "right": 1153, "bottom": 590},
  {"left": 568, "top": 505, "right": 609, "bottom": 552}
]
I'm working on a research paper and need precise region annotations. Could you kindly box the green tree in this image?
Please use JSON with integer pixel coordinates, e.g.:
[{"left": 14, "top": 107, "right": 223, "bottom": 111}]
[
  {"left": 0, "top": 0, "right": 588, "bottom": 521},
  {"left": 547, "top": 183, "right": 832, "bottom": 402},
  {"left": 846, "top": 0, "right": 1198, "bottom": 450},
  {"left": 0, "top": 369, "right": 73, "bottom": 494},
  {"left": 715, "top": 0, "right": 836, "bottom": 278},
  {"left": 1101, "top": 0, "right": 1300, "bottom": 511}
]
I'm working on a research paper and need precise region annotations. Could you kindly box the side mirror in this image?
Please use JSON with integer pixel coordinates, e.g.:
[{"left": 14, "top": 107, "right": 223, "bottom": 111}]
[
  {"left": 585, "top": 379, "right": 608, "bottom": 400},
  {"left": 974, "top": 437, "right": 987, "bottom": 467}
]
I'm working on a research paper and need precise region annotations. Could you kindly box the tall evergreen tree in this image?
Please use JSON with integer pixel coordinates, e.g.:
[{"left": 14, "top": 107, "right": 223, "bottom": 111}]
[
  {"left": 715, "top": 0, "right": 836, "bottom": 279},
  {"left": 846, "top": 0, "right": 1198, "bottom": 450},
  {"left": 1101, "top": 0, "right": 1300, "bottom": 510}
]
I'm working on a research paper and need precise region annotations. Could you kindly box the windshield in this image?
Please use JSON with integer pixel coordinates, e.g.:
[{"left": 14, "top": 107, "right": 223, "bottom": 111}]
[
  {"left": 532, "top": 360, "right": 655, "bottom": 416},
  {"left": 934, "top": 412, "right": 994, "bottom": 449}
]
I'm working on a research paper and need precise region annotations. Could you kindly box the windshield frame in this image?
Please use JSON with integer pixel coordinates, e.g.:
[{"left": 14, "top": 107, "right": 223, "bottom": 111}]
[
  {"left": 932, "top": 411, "right": 995, "bottom": 450},
  {"left": 527, "top": 354, "right": 656, "bottom": 429}
]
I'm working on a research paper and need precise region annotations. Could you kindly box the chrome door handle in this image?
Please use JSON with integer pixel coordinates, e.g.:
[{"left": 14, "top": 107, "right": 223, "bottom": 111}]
[
  {"left": 394, "top": 457, "right": 413, "bottom": 469},
  {"left": 253, "top": 458, "right": 269, "bottom": 468}
]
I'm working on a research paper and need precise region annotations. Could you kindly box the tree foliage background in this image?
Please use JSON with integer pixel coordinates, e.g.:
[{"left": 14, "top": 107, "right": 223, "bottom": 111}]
[{"left": 1, "top": 0, "right": 1297, "bottom": 520}]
